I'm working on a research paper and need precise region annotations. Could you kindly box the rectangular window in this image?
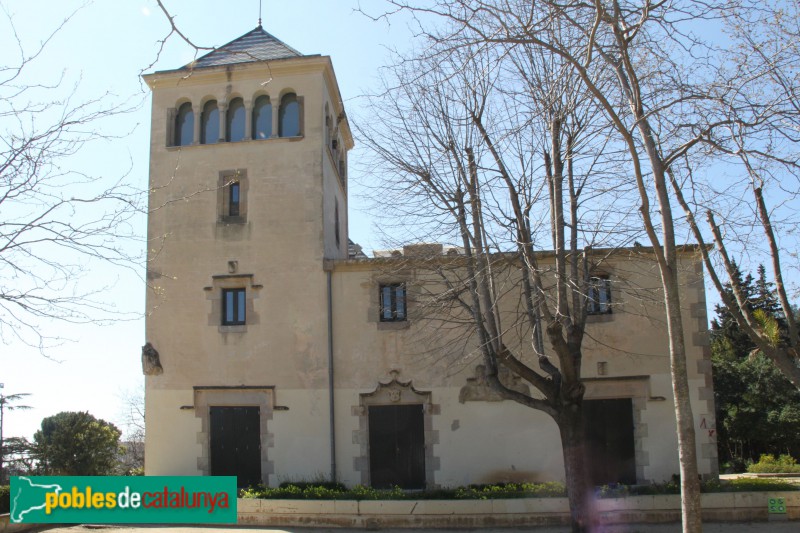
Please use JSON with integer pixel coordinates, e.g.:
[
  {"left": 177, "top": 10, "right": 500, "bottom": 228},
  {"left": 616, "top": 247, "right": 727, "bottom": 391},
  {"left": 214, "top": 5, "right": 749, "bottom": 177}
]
[
  {"left": 380, "top": 283, "right": 406, "bottom": 322},
  {"left": 218, "top": 170, "right": 247, "bottom": 223},
  {"left": 335, "top": 198, "right": 340, "bottom": 247},
  {"left": 587, "top": 276, "right": 612, "bottom": 315},
  {"left": 229, "top": 182, "right": 240, "bottom": 217},
  {"left": 223, "top": 288, "right": 246, "bottom": 325}
]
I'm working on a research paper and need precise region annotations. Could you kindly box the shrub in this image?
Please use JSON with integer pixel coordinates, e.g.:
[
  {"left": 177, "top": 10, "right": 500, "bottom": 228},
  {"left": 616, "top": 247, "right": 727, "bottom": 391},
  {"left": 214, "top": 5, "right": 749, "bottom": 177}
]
[
  {"left": 596, "top": 477, "right": 798, "bottom": 498},
  {"left": 0, "top": 485, "right": 9, "bottom": 514},
  {"left": 242, "top": 481, "right": 567, "bottom": 500},
  {"left": 748, "top": 454, "right": 800, "bottom": 474},
  {"left": 240, "top": 477, "right": 796, "bottom": 502},
  {"left": 718, "top": 478, "right": 798, "bottom": 492}
]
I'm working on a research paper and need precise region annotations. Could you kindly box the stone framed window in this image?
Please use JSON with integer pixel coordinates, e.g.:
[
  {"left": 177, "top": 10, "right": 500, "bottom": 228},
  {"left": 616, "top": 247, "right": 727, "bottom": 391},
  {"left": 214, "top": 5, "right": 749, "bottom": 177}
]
[
  {"left": 218, "top": 169, "right": 247, "bottom": 224},
  {"left": 173, "top": 102, "right": 194, "bottom": 146},
  {"left": 379, "top": 283, "right": 406, "bottom": 322},
  {"left": 201, "top": 100, "right": 220, "bottom": 145},
  {"left": 205, "top": 273, "right": 261, "bottom": 333},
  {"left": 587, "top": 275, "right": 612, "bottom": 315},
  {"left": 278, "top": 93, "right": 301, "bottom": 137},
  {"left": 222, "top": 288, "right": 246, "bottom": 325},
  {"left": 252, "top": 95, "right": 272, "bottom": 140},
  {"left": 226, "top": 98, "right": 246, "bottom": 142}
]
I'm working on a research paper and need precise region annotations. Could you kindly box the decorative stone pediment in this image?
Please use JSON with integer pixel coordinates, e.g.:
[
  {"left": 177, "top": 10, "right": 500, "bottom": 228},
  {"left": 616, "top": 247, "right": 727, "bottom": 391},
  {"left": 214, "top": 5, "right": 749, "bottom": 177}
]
[
  {"left": 359, "top": 370, "right": 431, "bottom": 407},
  {"left": 458, "top": 364, "right": 531, "bottom": 403}
]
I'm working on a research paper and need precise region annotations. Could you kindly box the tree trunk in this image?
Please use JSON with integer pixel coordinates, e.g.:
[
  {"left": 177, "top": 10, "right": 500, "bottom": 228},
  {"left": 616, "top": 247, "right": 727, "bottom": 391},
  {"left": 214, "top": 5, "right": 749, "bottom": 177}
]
[
  {"left": 661, "top": 271, "right": 703, "bottom": 532},
  {"left": 558, "top": 403, "right": 596, "bottom": 533}
]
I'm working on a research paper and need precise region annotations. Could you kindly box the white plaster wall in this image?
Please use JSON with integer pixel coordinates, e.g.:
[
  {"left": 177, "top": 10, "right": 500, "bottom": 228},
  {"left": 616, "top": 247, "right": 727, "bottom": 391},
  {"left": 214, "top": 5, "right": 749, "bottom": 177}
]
[
  {"left": 268, "top": 389, "right": 334, "bottom": 485},
  {"left": 431, "top": 389, "right": 566, "bottom": 486},
  {"left": 145, "top": 388, "right": 202, "bottom": 476}
]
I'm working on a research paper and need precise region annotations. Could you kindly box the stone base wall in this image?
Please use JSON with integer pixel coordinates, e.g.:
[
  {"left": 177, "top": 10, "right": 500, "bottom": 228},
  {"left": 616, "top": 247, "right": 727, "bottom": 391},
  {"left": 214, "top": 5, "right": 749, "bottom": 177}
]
[{"left": 238, "top": 492, "right": 800, "bottom": 528}]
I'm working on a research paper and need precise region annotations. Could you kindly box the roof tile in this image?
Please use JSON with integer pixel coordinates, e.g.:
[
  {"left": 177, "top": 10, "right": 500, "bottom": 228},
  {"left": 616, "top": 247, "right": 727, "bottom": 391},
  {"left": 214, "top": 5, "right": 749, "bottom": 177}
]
[{"left": 186, "top": 26, "right": 302, "bottom": 69}]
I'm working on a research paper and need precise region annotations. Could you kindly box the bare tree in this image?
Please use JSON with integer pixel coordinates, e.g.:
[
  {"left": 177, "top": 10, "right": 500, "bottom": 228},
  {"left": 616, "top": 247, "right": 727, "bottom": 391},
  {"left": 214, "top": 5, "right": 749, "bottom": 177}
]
[
  {"left": 364, "top": 1, "right": 800, "bottom": 531},
  {"left": 665, "top": 2, "right": 800, "bottom": 389},
  {"left": 0, "top": 7, "right": 143, "bottom": 351},
  {"left": 358, "top": 35, "right": 641, "bottom": 531},
  {"left": 116, "top": 385, "right": 145, "bottom": 475}
]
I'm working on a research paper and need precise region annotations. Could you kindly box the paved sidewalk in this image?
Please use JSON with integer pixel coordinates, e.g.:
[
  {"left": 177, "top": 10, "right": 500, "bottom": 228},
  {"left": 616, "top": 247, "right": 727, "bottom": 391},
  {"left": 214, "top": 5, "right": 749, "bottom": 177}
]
[{"left": 30, "top": 522, "right": 799, "bottom": 533}]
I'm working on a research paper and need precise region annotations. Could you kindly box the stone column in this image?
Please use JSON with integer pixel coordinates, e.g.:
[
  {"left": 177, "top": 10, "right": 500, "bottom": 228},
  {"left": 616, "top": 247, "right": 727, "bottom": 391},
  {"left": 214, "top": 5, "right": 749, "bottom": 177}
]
[
  {"left": 192, "top": 105, "right": 202, "bottom": 145},
  {"left": 271, "top": 102, "right": 279, "bottom": 138},
  {"left": 244, "top": 100, "right": 253, "bottom": 141},
  {"left": 218, "top": 102, "right": 228, "bottom": 142}
]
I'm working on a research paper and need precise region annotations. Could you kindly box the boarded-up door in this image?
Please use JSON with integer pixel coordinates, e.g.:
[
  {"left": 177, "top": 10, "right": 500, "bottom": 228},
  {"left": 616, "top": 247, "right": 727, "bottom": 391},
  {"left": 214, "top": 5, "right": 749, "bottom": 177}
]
[
  {"left": 368, "top": 404, "right": 425, "bottom": 489},
  {"left": 210, "top": 406, "right": 261, "bottom": 487},
  {"left": 583, "top": 398, "right": 636, "bottom": 485}
]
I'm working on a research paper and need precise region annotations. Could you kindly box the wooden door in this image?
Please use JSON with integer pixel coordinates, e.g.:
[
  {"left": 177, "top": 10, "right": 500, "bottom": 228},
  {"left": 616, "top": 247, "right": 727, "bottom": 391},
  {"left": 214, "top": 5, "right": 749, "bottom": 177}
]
[
  {"left": 583, "top": 399, "right": 636, "bottom": 485},
  {"left": 210, "top": 406, "right": 261, "bottom": 487},
  {"left": 368, "top": 404, "right": 426, "bottom": 489}
]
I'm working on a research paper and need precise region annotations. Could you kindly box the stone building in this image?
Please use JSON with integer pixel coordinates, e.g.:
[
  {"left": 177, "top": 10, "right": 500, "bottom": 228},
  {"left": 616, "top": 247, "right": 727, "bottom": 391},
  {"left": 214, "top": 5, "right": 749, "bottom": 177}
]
[{"left": 142, "top": 26, "right": 718, "bottom": 489}]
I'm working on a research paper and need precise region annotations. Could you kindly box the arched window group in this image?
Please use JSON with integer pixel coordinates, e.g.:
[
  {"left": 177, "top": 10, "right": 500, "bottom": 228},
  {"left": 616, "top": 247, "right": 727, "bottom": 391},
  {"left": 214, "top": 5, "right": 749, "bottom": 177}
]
[{"left": 171, "top": 92, "right": 301, "bottom": 146}]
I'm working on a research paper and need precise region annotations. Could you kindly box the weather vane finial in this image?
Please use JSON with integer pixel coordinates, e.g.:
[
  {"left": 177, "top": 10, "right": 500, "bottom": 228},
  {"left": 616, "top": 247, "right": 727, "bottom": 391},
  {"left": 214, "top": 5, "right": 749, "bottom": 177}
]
[{"left": 258, "top": 0, "right": 263, "bottom": 27}]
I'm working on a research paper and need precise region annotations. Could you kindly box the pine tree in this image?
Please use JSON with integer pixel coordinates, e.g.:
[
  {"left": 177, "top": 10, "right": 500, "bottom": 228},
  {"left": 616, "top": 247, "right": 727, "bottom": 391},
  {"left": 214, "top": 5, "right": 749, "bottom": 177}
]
[{"left": 711, "top": 264, "right": 800, "bottom": 470}]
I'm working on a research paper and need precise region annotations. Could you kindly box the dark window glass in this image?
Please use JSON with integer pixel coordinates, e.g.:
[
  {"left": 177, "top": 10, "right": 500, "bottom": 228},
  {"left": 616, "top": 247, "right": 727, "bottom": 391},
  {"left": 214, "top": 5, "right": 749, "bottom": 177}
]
[
  {"left": 229, "top": 182, "right": 240, "bottom": 217},
  {"left": 335, "top": 198, "right": 340, "bottom": 247},
  {"left": 588, "top": 277, "right": 612, "bottom": 315},
  {"left": 223, "top": 288, "right": 246, "bottom": 325},
  {"left": 226, "top": 98, "right": 246, "bottom": 142},
  {"left": 175, "top": 102, "right": 194, "bottom": 146},
  {"left": 380, "top": 283, "right": 406, "bottom": 322},
  {"left": 252, "top": 95, "right": 272, "bottom": 140},
  {"left": 279, "top": 93, "right": 300, "bottom": 137},
  {"left": 201, "top": 100, "right": 219, "bottom": 145}
]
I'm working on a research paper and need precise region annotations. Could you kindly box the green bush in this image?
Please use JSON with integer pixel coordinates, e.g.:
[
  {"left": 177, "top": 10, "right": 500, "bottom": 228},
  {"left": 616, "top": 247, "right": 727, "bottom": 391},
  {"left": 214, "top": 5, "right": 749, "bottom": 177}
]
[
  {"left": 717, "top": 478, "right": 799, "bottom": 492},
  {"left": 242, "top": 481, "right": 567, "bottom": 500},
  {"left": 241, "top": 477, "right": 797, "bottom": 502},
  {"left": 597, "top": 477, "right": 798, "bottom": 498},
  {"left": 0, "top": 485, "right": 9, "bottom": 514},
  {"left": 278, "top": 480, "right": 346, "bottom": 491},
  {"left": 748, "top": 454, "right": 800, "bottom": 473}
]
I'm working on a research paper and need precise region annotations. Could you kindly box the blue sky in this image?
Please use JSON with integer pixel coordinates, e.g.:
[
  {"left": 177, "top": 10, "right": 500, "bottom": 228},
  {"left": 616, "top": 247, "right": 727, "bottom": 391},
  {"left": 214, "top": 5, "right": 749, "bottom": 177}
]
[{"left": 1, "top": 0, "right": 412, "bottom": 440}]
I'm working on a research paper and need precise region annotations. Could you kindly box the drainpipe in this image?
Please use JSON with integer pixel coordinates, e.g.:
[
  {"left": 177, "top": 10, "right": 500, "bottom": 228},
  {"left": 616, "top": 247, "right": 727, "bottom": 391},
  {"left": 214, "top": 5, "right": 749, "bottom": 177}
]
[{"left": 325, "top": 264, "right": 337, "bottom": 482}]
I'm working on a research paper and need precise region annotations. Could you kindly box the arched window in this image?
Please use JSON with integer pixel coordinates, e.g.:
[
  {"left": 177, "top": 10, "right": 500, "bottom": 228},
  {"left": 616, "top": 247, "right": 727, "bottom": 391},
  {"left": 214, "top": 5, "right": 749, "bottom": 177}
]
[
  {"left": 226, "top": 98, "right": 245, "bottom": 142},
  {"left": 252, "top": 95, "right": 272, "bottom": 140},
  {"left": 201, "top": 100, "right": 219, "bottom": 144},
  {"left": 175, "top": 102, "right": 194, "bottom": 146},
  {"left": 279, "top": 93, "right": 300, "bottom": 137}
]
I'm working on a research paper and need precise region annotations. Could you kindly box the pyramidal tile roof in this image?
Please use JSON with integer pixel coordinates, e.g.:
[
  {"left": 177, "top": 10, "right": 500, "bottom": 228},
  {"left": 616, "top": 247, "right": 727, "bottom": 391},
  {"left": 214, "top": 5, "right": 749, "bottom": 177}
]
[{"left": 186, "top": 26, "right": 303, "bottom": 69}]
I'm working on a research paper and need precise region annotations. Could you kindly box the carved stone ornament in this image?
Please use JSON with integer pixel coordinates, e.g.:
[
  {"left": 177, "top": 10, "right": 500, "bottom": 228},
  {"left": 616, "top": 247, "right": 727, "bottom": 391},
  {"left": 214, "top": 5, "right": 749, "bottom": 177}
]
[
  {"left": 360, "top": 370, "right": 430, "bottom": 406},
  {"left": 141, "top": 342, "right": 164, "bottom": 375},
  {"left": 458, "top": 364, "right": 530, "bottom": 403}
]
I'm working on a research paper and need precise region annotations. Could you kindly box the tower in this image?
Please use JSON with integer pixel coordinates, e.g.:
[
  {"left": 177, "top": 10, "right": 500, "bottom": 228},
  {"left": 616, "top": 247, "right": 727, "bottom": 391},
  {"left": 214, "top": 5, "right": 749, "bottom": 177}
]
[{"left": 142, "top": 26, "right": 352, "bottom": 485}]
